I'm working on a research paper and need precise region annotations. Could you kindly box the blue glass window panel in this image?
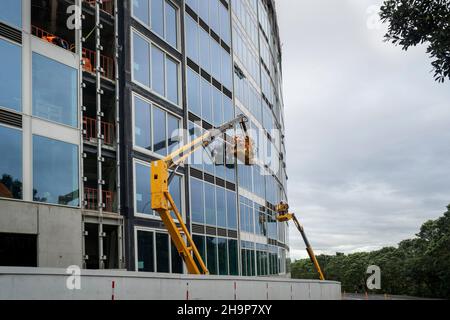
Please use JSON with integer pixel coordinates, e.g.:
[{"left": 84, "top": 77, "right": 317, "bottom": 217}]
[
  {"left": 186, "top": 0, "right": 198, "bottom": 13},
  {"left": 0, "top": 39, "right": 21, "bottom": 112},
  {"left": 133, "top": 32, "right": 150, "bottom": 87},
  {"left": 0, "top": 0, "right": 21, "bottom": 28},
  {"left": 209, "top": 0, "right": 220, "bottom": 35},
  {"left": 133, "top": 0, "right": 150, "bottom": 25},
  {"left": 167, "top": 113, "right": 180, "bottom": 154},
  {"left": 201, "top": 80, "right": 212, "bottom": 123},
  {"left": 203, "top": 146, "right": 215, "bottom": 175},
  {"left": 33, "top": 136, "right": 79, "bottom": 206},
  {"left": 199, "top": 28, "right": 210, "bottom": 73},
  {"left": 204, "top": 183, "right": 216, "bottom": 226},
  {"left": 226, "top": 162, "right": 236, "bottom": 183},
  {"left": 151, "top": 45, "right": 165, "bottom": 96},
  {"left": 221, "top": 49, "right": 232, "bottom": 89},
  {"left": 219, "top": 3, "right": 230, "bottom": 44},
  {"left": 190, "top": 178, "right": 204, "bottom": 224},
  {"left": 226, "top": 191, "right": 237, "bottom": 230},
  {"left": 211, "top": 40, "right": 221, "bottom": 82},
  {"left": 223, "top": 95, "right": 234, "bottom": 122},
  {"left": 0, "top": 125, "right": 22, "bottom": 200},
  {"left": 165, "top": 1, "right": 177, "bottom": 47},
  {"left": 135, "top": 163, "right": 152, "bottom": 215},
  {"left": 169, "top": 174, "right": 182, "bottom": 219},
  {"left": 198, "top": 0, "right": 209, "bottom": 25},
  {"left": 187, "top": 68, "right": 201, "bottom": 116},
  {"left": 151, "top": 0, "right": 164, "bottom": 37},
  {"left": 153, "top": 106, "right": 167, "bottom": 155},
  {"left": 189, "top": 123, "right": 203, "bottom": 171},
  {"left": 166, "top": 57, "right": 178, "bottom": 104},
  {"left": 212, "top": 88, "right": 223, "bottom": 127},
  {"left": 32, "top": 53, "right": 78, "bottom": 127},
  {"left": 185, "top": 16, "right": 199, "bottom": 63},
  {"left": 216, "top": 187, "right": 226, "bottom": 228},
  {"left": 134, "top": 96, "right": 152, "bottom": 150}
]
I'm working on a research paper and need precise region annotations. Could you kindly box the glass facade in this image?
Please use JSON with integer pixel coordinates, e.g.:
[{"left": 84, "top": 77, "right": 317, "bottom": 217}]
[
  {"left": 0, "top": 0, "right": 84, "bottom": 241},
  {"left": 132, "top": 0, "right": 288, "bottom": 276}
]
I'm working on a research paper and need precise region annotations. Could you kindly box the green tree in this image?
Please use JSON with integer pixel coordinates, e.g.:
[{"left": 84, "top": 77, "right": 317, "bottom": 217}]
[
  {"left": 291, "top": 205, "right": 450, "bottom": 298},
  {"left": 380, "top": 0, "right": 450, "bottom": 82}
]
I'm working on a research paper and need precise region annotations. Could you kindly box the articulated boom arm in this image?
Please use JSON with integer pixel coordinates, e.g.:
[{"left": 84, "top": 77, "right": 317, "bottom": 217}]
[
  {"left": 276, "top": 202, "right": 326, "bottom": 281},
  {"left": 164, "top": 114, "right": 250, "bottom": 170},
  {"left": 151, "top": 115, "right": 251, "bottom": 275}
]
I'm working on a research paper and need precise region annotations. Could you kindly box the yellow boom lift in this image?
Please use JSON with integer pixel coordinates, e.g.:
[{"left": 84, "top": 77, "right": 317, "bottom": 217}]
[
  {"left": 276, "top": 202, "right": 326, "bottom": 280},
  {"left": 151, "top": 114, "right": 254, "bottom": 275}
]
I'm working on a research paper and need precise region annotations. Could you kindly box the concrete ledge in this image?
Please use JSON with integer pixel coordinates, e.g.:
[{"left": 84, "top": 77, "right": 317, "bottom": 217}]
[{"left": 0, "top": 267, "right": 341, "bottom": 300}]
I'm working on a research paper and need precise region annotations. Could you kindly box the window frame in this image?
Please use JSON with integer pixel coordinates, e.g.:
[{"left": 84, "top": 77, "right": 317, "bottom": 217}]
[
  {"left": 131, "top": 92, "right": 183, "bottom": 159},
  {"left": 133, "top": 158, "right": 185, "bottom": 222},
  {"left": 0, "top": 36, "right": 22, "bottom": 114},
  {"left": 131, "top": 0, "right": 180, "bottom": 51},
  {"left": 134, "top": 227, "right": 185, "bottom": 274},
  {"left": 31, "top": 134, "right": 80, "bottom": 208},
  {"left": 130, "top": 28, "right": 182, "bottom": 108}
]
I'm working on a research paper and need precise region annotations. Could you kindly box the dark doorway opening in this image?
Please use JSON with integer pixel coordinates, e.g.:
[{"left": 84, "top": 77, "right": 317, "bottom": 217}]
[
  {"left": 84, "top": 223, "right": 99, "bottom": 269},
  {"left": 84, "top": 223, "right": 120, "bottom": 269},
  {"left": 103, "top": 224, "right": 119, "bottom": 269},
  {"left": 0, "top": 233, "right": 37, "bottom": 267}
]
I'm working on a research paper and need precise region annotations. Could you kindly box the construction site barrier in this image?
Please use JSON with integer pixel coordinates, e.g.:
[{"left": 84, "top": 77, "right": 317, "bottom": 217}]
[{"left": 0, "top": 268, "right": 342, "bottom": 300}]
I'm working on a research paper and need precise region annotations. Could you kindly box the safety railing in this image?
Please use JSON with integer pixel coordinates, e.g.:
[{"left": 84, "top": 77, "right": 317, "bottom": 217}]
[
  {"left": 31, "top": 25, "right": 70, "bottom": 50},
  {"left": 83, "top": 116, "right": 115, "bottom": 146},
  {"left": 32, "top": 25, "right": 115, "bottom": 81},
  {"left": 84, "top": 188, "right": 114, "bottom": 212},
  {"left": 81, "top": 47, "right": 115, "bottom": 81},
  {"left": 84, "top": 0, "right": 115, "bottom": 16}
]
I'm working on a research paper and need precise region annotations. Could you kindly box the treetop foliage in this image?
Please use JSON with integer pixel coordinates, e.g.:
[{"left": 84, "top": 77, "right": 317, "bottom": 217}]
[
  {"left": 380, "top": 0, "right": 450, "bottom": 82},
  {"left": 291, "top": 204, "right": 450, "bottom": 299}
]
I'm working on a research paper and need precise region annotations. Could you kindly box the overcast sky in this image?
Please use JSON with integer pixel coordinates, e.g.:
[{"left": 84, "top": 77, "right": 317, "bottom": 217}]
[{"left": 275, "top": 0, "right": 450, "bottom": 260}]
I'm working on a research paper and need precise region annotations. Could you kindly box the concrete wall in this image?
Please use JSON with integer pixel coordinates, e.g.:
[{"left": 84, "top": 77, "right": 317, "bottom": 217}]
[
  {"left": 0, "top": 199, "right": 82, "bottom": 268},
  {"left": 0, "top": 267, "right": 342, "bottom": 300}
]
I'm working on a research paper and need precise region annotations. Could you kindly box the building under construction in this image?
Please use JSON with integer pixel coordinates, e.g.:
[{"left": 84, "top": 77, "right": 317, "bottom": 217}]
[{"left": 0, "top": 0, "right": 291, "bottom": 278}]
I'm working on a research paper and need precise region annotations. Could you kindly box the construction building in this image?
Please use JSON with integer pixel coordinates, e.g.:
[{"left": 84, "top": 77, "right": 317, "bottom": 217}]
[{"left": 0, "top": 0, "right": 290, "bottom": 278}]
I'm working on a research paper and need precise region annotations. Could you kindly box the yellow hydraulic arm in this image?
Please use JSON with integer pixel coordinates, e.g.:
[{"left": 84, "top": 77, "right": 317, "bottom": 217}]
[
  {"left": 151, "top": 115, "right": 253, "bottom": 275},
  {"left": 276, "top": 202, "right": 325, "bottom": 281}
]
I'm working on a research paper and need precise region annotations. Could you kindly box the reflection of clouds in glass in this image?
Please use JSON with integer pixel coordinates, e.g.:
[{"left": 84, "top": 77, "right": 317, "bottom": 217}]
[
  {"left": 33, "top": 135, "right": 79, "bottom": 206},
  {"left": 0, "top": 38, "right": 22, "bottom": 112},
  {"left": 32, "top": 53, "right": 78, "bottom": 127}
]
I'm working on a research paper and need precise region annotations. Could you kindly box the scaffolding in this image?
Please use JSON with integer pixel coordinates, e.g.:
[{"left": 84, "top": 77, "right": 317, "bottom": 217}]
[{"left": 75, "top": 0, "right": 123, "bottom": 270}]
